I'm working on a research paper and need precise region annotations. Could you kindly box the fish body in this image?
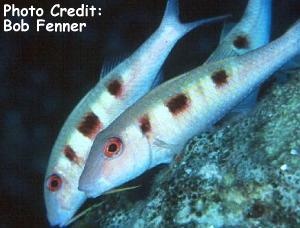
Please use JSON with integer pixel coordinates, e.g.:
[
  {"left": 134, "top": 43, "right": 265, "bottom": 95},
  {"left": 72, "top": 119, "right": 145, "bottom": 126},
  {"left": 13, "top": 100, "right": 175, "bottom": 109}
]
[
  {"left": 79, "top": 20, "right": 300, "bottom": 198},
  {"left": 207, "top": 0, "right": 272, "bottom": 63},
  {"left": 44, "top": 0, "right": 227, "bottom": 226},
  {"left": 206, "top": 0, "right": 272, "bottom": 113}
]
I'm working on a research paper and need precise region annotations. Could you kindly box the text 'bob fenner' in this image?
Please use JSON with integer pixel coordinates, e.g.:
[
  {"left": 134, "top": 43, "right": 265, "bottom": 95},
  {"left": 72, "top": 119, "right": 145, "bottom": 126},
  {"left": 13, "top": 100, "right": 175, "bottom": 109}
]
[{"left": 3, "top": 4, "right": 102, "bottom": 33}]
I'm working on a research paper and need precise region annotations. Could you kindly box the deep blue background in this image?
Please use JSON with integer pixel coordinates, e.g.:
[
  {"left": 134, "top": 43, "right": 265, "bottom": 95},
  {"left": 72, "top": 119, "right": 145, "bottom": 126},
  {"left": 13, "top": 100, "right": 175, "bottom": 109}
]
[{"left": 1, "top": 0, "right": 299, "bottom": 227}]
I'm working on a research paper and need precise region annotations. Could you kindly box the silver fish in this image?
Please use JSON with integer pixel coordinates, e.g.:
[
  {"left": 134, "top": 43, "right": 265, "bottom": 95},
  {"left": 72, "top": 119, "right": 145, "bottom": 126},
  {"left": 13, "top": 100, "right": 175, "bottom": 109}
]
[
  {"left": 43, "top": 0, "right": 227, "bottom": 226},
  {"left": 79, "top": 20, "right": 300, "bottom": 198},
  {"left": 207, "top": 0, "right": 272, "bottom": 62},
  {"left": 206, "top": 0, "right": 272, "bottom": 113}
]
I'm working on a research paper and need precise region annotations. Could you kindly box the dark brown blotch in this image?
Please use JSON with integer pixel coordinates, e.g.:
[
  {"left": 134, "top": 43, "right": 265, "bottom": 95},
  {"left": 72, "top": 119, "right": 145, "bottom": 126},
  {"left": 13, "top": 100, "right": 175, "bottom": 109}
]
[
  {"left": 64, "top": 145, "right": 82, "bottom": 165},
  {"left": 166, "top": 93, "right": 190, "bottom": 115},
  {"left": 107, "top": 79, "right": 122, "bottom": 97},
  {"left": 78, "top": 112, "right": 102, "bottom": 139},
  {"left": 233, "top": 35, "right": 249, "bottom": 49},
  {"left": 211, "top": 70, "right": 229, "bottom": 87},
  {"left": 139, "top": 115, "right": 151, "bottom": 135}
]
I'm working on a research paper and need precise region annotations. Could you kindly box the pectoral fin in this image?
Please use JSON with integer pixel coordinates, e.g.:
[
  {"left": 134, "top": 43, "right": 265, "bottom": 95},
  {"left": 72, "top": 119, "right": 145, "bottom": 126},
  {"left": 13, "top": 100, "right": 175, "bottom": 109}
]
[{"left": 150, "top": 138, "right": 182, "bottom": 168}]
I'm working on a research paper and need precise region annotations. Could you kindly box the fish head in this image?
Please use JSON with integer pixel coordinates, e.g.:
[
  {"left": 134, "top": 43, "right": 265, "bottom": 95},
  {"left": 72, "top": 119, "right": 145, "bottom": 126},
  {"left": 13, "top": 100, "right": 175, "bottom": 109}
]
[
  {"left": 79, "top": 123, "right": 151, "bottom": 198},
  {"left": 44, "top": 164, "right": 86, "bottom": 226}
]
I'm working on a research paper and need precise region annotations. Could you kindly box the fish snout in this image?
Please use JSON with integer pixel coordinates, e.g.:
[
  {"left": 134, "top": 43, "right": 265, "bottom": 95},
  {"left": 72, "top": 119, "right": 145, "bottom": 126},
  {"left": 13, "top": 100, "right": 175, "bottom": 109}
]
[{"left": 46, "top": 207, "right": 73, "bottom": 227}]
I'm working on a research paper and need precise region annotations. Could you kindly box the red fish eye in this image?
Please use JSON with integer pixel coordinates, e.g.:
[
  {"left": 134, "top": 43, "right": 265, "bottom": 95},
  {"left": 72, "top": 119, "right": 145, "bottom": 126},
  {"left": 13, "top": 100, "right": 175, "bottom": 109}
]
[
  {"left": 47, "top": 174, "right": 62, "bottom": 192},
  {"left": 103, "top": 137, "right": 122, "bottom": 158}
]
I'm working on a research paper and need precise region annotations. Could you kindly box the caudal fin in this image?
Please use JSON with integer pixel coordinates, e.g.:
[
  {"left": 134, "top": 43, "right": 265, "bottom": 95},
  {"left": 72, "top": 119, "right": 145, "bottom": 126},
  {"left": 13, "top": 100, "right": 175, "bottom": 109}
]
[{"left": 160, "top": 0, "right": 230, "bottom": 35}]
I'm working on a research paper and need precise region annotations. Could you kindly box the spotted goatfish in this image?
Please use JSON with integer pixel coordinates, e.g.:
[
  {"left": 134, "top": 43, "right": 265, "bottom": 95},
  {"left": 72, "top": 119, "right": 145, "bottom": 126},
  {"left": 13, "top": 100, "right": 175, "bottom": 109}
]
[
  {"left": 79, "top": 20, "right": 300, "bottom": 198},
  {"left": 206, "top": 0, "right": 272, "bottom": 113},
  {"left": 44, "top": 0, "right": 228, "bottom": 226},
  {"left": 207, "top": 0, "right": 271, "bottom": 62}
]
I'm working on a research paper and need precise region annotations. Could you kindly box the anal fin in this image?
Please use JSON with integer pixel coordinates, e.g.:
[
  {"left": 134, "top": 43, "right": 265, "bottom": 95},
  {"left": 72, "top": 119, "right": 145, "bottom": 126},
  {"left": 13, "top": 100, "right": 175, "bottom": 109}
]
[
  {"left": 231, "top": 89, "right": 259, "bottom": 115},
  {"left": 150, "top": 138, "right": 180, "bottom": 168}
]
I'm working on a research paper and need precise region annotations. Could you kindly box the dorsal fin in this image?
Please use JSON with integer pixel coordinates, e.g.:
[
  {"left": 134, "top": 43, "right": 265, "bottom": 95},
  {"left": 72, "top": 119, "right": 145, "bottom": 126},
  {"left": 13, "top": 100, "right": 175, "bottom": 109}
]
[
  {"left": 99, "top": 54, "right": 129, "bottom": 78},
  {"left": 149, "top": 138, "right": 181, "bottom": 168},
  {"left": 219, "top": 21, "right": 236, "bottom": 43},
  {"left": 150, "top": 69, "right": 164, "bottom": 89}
]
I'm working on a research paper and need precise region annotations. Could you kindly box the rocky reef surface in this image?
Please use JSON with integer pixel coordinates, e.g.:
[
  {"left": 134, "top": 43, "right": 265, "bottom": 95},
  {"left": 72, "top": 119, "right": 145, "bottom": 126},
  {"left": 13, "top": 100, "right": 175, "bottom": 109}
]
[{"left": 73, "top": 71, "right": 300, "bottom": 228}]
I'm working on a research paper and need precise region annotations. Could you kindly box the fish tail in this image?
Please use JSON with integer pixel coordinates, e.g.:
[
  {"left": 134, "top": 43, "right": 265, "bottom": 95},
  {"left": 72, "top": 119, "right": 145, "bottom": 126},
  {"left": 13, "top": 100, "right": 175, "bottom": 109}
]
[
  {"left": 258, "top": 0, "right": 272, "bottom": 43},
  {"left": 237, "top": 0, "right": 272, "bottom": 44},
  {"left": 244, "top": 0, "right": 272, "bottom": 18},
  {"left": 160, "top": 0, "right": 229, "bottom": 35}
]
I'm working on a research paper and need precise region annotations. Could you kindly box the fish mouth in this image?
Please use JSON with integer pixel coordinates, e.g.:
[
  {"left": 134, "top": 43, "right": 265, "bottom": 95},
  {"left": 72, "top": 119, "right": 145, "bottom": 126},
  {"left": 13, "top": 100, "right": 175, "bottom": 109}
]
[
  {"left": 47, "top": 208, "right": 73, "bottom": 227},
  {"left": 45, "top": 192, "right": 73, "bottom": 227},
  {"left": 45, "top": 192, "right": 87, "bottom": 227}
]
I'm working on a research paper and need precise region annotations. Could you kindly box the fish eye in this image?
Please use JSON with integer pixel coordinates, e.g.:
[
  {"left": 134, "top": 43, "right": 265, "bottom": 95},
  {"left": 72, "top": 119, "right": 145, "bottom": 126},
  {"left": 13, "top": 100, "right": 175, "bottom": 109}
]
[
  {"left": 103, "top": 137, "right": 123, "bottom": 158},
  {"left": 47, "top": 174, "right": 62, "bottom": 192}
]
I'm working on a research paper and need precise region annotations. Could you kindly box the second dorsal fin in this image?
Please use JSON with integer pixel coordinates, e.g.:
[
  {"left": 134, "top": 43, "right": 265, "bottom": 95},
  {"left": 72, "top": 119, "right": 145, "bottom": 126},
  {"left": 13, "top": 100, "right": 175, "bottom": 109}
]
[
  {"left": 99, "top": 53, "right": 129, "bottom": 78},
  {"left": 219, "top": 21, "right": 236, "bottom": 43},
  {"left": 150, "top": 69, "right": 164, "bottom": 89}
]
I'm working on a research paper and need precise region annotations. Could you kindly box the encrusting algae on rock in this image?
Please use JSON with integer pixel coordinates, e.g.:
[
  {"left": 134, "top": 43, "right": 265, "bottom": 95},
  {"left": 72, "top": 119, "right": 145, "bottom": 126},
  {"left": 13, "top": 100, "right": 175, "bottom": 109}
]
[{"left": 73, "top": 70, "right": 300, "bottom": 227}]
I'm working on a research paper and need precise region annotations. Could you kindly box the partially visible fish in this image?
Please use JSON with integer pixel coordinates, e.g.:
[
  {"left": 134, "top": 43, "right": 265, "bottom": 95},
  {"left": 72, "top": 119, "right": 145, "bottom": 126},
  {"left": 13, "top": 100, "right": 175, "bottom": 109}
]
[
  {"left": 44, "top": 0, "right": 228, "bottom": 226},
  {"left": 79, "top": 20, "right": 300, "bottom": 198},
  {"left": 206, "top": 0, "right": 272, "bottom": 62},
  {"left": 206, "top": 0, "right": 272, "bottom": 113}
]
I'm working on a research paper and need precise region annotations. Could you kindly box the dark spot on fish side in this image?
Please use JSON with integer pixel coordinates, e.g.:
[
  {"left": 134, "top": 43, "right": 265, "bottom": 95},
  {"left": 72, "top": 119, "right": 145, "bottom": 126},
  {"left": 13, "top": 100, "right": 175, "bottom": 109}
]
[
  {"left": 166, "top": 94, "right": 190, "bottom": 115},
  {"left": 212, "top": 70, "right": 229, "bottom": 87},
  {"left": 139, "top": 115, "right": 151, "bottom": 134},
  {"left": 78, "top": 112, "right": 102, "bottom": 139},
  {"left": 108, "top": 79, "right": 122, "bottom": 97},
  {"left": 233, "top": 35, "right": 249, "bottom": 49},
  {"left": 64, "top": 145, "right": 78, "bottom": 162}
]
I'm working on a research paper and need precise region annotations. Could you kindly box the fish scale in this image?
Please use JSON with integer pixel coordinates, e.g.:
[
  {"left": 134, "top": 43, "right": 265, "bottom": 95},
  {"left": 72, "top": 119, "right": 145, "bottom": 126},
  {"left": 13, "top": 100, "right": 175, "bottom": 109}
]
[
  {"left": 79, "top": 19, "right": 300, "bottom": 198},
  {"left": 44, "top": 0, "right": 228, "bottom": 226}
]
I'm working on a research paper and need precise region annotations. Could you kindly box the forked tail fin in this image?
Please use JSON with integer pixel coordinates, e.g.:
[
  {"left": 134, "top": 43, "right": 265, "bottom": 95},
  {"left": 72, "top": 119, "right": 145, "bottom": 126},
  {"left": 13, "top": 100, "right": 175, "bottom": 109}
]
[{"left": 160, "top": 0, "right": 230, "bottom": 35}]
